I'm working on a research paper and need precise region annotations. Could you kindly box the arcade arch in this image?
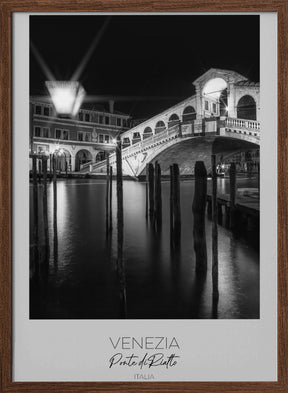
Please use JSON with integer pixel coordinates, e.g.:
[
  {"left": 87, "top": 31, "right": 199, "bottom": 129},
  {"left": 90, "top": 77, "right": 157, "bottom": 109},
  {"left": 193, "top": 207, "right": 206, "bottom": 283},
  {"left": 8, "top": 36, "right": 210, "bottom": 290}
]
[
  {"left": 155, "top": 121, "right": 166, "bottom": 134},
  {"left": 143, "top": 127, "right": 153, "bottom": 139},
  {"left": 168, "top": 114, "right": 180, "bottom": 128},
  {"left": 54, "top": 148, "right": 71, "bottom": 172},
  {"left": 75, "top": 149, "right": 92, "bottom": 171},
  {"left": 182, "top": 106, "right": 196, "bottom": 122},
  {"left": 236, "top": 95, "right": 257, "bottom": 120},
  {"left": 202, "top": 78, "right": 227, "bottom": 99}
]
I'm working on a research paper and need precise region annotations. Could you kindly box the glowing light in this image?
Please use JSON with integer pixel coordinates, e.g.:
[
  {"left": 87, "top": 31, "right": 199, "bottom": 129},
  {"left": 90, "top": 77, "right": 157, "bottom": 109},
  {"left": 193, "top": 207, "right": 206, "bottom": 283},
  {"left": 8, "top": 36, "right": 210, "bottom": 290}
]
[
  {"left": 53, "top": 143, "right": 60, "bottom": 152},
  {"left": 71, "top": 17, "right": 111, "bottom": 81},
  {"left": 45, "top": 81, "right": 85, "bottom": 117},
  {"left": 202, "top": 78, "right": 227, "bottom": 99},
  {"left": 225, "top": 106, "right": 229, "bottom": 112},
  {"left": 31, "top": 41, "right": 56, "bottom": 81},
  {"left": 112, "top": 138, "right": 117, "bottom": 144}
]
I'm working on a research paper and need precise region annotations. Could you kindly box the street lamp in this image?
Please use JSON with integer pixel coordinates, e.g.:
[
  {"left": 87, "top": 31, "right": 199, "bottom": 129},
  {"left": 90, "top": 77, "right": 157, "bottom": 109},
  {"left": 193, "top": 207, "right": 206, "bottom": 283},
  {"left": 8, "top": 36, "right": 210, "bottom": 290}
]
[{"left": 45, "top": 81, "right": 85, "bottom": 118}]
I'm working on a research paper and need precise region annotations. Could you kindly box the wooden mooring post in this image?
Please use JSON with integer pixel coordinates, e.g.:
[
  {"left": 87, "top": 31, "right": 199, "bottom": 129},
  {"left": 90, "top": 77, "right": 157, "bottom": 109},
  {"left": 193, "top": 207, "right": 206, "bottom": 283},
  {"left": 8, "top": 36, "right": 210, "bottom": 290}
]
[
  {"left": 257, "top": 162, "right": 260, "bottom": 191},
  {"left": 229, "top": 162, "right": 236, "bottom": 229},
  {"left": 192, "top": 161, "right": 207, "bottom": 273},
  {"left": 148, "top": 163, "right": 154, "bottom": 220},
  {"left": 116, "top": 137, "right": 127, "bottom": 318},
  {"left": 170, "top": 165, "right": 174, "bottom": 245},
  {"left": 106, "top": 154, "right": 110, "bottom": 234},
  {"left": 42, "top": 157, "right": 49, "bottom": 255},
  {"left": 32, "top": 156, "right": 39, "bottom": 270},
  {"left": 49, "top": 154, "right": 53, "bottom": 178},
  {"left": 109, "top": 165, "right": 113, "bottom": 232},
  {"left": 53, "top": 155, "right": 58, "bottom": 263},
  {"left": 116, "top": 139, "right": 123, "bottom": 234},
  {"left": 171, "top": 163, "right": 181, "bottom": 246},
  {"left": 145, "top": 164, "right": 149, "bottom": 220},
  {"left": 154, "top": 161, "right": 162, "bottom": 231},
  {"left": 211, "top": 154, "right": 219, "bottom": 301},
  {"left": 38, "top": 159, "right": 42, "bottom": 184}
]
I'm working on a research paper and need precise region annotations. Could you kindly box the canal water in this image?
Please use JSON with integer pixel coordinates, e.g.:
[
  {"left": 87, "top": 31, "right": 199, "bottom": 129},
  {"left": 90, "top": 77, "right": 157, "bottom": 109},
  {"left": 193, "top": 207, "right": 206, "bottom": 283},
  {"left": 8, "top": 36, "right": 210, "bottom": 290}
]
[{"left": 30, "top": 178, "right": 259, "bottom": 319}]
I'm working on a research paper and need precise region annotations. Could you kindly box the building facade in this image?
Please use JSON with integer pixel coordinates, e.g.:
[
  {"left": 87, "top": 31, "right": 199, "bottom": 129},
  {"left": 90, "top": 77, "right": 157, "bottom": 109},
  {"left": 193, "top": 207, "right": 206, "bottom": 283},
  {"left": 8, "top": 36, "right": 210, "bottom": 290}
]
[{"left": 30, "top": 99, "right": 131, "bottom": 171}]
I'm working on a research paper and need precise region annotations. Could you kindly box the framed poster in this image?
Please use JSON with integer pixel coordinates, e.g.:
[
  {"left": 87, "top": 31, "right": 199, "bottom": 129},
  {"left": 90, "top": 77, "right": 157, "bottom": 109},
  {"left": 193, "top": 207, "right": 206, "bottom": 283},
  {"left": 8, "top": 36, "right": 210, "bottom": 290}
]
[{"left": 0, "top": 1, "right": 287, "bottom": 392}]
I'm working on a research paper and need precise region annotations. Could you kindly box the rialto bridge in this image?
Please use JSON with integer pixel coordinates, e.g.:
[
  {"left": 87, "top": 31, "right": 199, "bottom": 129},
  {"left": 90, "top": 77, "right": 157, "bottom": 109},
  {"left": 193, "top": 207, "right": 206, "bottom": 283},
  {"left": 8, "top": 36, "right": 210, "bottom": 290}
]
[{"left": 81, "top": 68, "right": 260, "bottom": 177}]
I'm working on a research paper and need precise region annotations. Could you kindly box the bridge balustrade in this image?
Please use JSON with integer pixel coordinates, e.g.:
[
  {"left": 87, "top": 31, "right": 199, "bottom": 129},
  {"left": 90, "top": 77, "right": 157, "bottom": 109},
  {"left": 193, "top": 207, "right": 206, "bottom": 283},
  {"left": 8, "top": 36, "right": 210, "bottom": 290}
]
[
  {"left": 122, "top": 123, "right": 180, "bottom": 157},
  {"left": 82, "top": 116, "right": 260, "bottom": 174},
  {"left": 84, "top": 123, "right": 182, "bottom": 172},
  {"left": 226, "top": 117, "right": 260, "bottom": 132}
]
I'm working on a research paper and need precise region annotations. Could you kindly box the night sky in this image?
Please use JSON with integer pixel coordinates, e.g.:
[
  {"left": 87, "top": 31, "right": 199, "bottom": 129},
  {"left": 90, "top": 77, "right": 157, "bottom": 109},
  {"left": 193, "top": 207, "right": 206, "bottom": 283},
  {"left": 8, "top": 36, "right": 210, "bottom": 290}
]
[{"left": 30, "top": 15, "right": 259, "bottom": 119}]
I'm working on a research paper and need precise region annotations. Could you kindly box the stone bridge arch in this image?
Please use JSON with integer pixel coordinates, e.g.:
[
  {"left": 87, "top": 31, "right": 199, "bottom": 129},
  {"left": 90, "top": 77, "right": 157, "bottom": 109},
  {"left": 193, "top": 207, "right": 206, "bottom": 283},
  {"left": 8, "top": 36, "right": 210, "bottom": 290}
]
[
  {"left": 136, "top": 135, "right": 259, "bottom": 177},
  {"left": 75, "top": 148, "right": 93, "bottom": 171}
]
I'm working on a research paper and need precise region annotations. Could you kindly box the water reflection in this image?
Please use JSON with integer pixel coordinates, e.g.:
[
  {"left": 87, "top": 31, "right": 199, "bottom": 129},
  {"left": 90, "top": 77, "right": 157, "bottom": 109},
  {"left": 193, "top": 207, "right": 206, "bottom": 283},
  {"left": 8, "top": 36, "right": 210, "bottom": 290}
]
[{"left": 30, "top": 178, "right": 259, "bottom": 319}]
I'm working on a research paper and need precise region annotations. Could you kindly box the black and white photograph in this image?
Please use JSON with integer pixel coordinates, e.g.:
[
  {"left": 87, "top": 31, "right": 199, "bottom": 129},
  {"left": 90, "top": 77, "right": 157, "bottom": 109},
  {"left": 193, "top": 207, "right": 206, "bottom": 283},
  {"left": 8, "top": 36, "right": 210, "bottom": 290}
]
[{"left": 29, "top": 14, "right": 260, "bottom": 320}]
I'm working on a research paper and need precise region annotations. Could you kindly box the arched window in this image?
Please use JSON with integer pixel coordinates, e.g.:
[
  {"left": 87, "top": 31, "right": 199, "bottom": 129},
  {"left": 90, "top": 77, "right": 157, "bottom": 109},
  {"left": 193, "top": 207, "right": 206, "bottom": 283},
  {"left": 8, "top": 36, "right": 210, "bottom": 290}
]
[
  {"left": 168, "top": 114, "right": 180, "bottom": 128},
  {"left": 155, "top": 120, "right": 166, "bottom": 134},
  {"left": 182, "top": 106, "right": 196, "bottom": 122},
  {"left": 143, "top": 127, "right": 153, "bottom": 139},
  {"left": 75, "top": 149, "right": 92, "bottom": 171},
  {"left": 237, "top": 95, "right": 257, "bottom": 120}
]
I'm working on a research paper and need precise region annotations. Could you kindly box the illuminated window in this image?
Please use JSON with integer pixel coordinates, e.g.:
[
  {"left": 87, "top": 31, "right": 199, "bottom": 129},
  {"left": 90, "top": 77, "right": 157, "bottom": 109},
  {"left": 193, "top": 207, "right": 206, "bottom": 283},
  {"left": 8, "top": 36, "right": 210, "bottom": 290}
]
[
  {"left": 35, "top": 105, "right": 42, "bottom": 115},
  {"left": 99, "top": 134, "right": 104, "bottom": 143},
  {"left": 105, "top": 135, "right": 110, "bottom": 143}
]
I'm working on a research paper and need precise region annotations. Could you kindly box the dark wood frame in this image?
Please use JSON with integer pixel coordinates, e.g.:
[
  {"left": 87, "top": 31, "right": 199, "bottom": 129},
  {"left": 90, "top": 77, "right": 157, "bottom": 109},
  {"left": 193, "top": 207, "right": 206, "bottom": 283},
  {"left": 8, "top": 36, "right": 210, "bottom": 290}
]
[{"left": 0, "top": 1, "right": 287, "bottom": 392}]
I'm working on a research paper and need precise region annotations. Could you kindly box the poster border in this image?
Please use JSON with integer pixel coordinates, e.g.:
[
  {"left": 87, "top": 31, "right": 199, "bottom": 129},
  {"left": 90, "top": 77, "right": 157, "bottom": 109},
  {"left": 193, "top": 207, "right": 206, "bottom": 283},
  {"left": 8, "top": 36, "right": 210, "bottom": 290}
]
[{"left": 1, "top": 1, "right": 287, "bottom": 392}]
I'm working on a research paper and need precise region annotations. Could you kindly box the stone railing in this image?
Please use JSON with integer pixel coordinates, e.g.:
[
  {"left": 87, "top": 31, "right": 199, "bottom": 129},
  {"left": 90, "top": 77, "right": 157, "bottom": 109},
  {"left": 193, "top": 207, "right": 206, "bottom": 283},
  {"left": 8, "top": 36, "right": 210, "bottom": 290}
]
[
  {"left": 84, "top": 123, "right": 181, "bottom": 172},
  {"left": 226, "top": 117, "right": 260, "bottom": 132}
]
